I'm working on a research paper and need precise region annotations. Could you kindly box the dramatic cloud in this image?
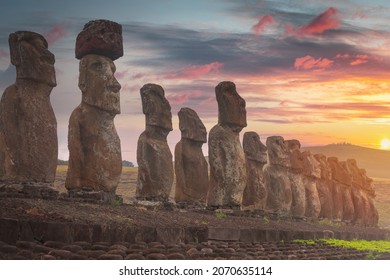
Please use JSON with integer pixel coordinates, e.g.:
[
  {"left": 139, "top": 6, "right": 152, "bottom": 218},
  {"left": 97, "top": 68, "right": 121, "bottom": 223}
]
[
  {"left": 294, "top": 55, "right": 334, "bottom": 71},
  {"left": 43, "top": 23, "right": 68, "bottom": 45},
  {"left": 163, "top": 62, "right": 223, "bottom": 80},
  {"left": 287, "top": 7, "right": 340, "bottom": 37},
  {"left": 252, "top": 14, "right": 275, "bottom": 35},
  {"left": 350, "top": 54, "right": 369, "bottom": 66}
]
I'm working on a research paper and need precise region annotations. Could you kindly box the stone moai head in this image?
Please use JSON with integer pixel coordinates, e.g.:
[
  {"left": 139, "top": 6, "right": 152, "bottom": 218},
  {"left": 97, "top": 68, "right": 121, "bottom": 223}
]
[
  {"left": 178, "top": 107, "right": 207, "bottom": 143},
  {"left": 141, "top": 83, "right": 173, "bottom": 132},
  {"left": 314, "top": 154, "right": 332, "bottom": 181},
  {"left": 346, "top": 159, "right": 365, "bottom": 188},
  {"left": 266, "top": 136, "right": 290, "bottom": 167},
  {"left": 327, "top": 157, "right": 351, "bottom": 185},
  {"left": 76, "top": 19, "right": 123, "bottom": 115},
  {"left": 79, "top": 54, "right": 121, "bottom": 115},
  {"left": 359, "top": 168, "right": 375, "bottom": 196},
  {"left": 215, "top": 81, "right": 247, "bottom": 131},
  {"left": 243, "top": 131, "right": 267, "bottom": 164},
  {"left": 286, "top": 139, "right": 304, "bottom": 172},
  {"left": 302, "top": 151, "right": 321, "bottom": 179},
  {"left": 9, "top": 31, "right": 56, "bottom": 87}
]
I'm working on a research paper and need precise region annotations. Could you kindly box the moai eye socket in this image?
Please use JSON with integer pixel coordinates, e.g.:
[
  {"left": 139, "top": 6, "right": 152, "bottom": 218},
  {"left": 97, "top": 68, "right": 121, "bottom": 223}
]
[{"left": 91, "top": 62, "right": 103, "bottom": 72}]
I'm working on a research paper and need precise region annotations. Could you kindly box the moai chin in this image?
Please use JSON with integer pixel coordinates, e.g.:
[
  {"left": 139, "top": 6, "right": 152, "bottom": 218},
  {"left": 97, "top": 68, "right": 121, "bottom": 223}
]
[
  {"left": 241, "top": 132, "right": 268, "bottom": 210},
  {"left": 174, "top": 107, "right": 208, "bottom": 204},
  {"left": 0, "top": 31, "right": 58, "bottom": 196},
  {"left": 206, "top": 81, "right": 247, "bottom": 208},
  {"left": 136, "top": 83, "right": 174, "bottom": 201},
  {"left": 286, "top": 140, "right": 306, "bottom": 217},
  {"left": 65, "top": 20, "right": 123, "bottom": 201},
  {"left": 302, "top": 151, "right": 321, "bottom": 219},
  {"left": 263, "top": 136, "right": 292, "bottom": 214},
  {"left": 314, "top": 154, "right": 334, "bottom": 220}
]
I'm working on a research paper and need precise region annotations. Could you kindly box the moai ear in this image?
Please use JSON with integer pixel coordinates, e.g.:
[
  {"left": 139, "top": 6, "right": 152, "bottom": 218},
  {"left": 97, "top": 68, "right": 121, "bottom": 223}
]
[
  {"left": 78, "top": 59, "right": 87, "bottom": 92},
  {"left": 9, "top": 33, "right": 21, "bottom": 66}
]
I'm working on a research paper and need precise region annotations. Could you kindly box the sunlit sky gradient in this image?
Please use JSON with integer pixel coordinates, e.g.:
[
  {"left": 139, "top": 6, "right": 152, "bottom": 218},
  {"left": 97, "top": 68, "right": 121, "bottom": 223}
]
[{"left": 0, "top": 0, "right": 390, "bottom": 162}]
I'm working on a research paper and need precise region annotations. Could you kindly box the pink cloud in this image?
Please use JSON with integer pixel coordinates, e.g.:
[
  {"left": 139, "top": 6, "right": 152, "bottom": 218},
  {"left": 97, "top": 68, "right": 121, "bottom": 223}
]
[
  {"left": 294, "top": 55, "right": 334, "bottom": 71},
  {"left": 164, "top": 62, "right": 223, "bottom": 80},
  {"left": 350, "top": 54, "right": 369, "bottom": 66},
  {"left": 252, "top": 14, "right": 275, "bottom": 35},
  {"left": 286, "top": 7, "right": 340, "bottom": 37},
  {"left": 43, "top": 23, "right": 68, "bottom": 45},
  {"left": 166, "top": 91, "right": 204, "bottom": 105},
  {"left": 335, "top": 53, "right": 369, "bottom": 66}
]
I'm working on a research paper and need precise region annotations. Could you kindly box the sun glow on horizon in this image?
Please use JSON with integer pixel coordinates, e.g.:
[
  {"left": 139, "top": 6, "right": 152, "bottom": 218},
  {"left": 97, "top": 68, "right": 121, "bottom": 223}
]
[{"left": 380, "top": 138, "right": 390, "bottom": 150}]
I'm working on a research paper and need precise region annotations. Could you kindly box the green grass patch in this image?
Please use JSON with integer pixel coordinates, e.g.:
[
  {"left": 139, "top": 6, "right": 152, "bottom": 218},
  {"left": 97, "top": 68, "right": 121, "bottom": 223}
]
[{"left": 214, "top": 210, "right": 227, "bottom": 219}]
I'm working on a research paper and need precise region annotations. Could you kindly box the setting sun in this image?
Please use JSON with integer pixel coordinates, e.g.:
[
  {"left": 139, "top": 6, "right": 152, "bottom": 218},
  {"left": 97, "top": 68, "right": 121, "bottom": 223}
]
[{"left": 380, "top": 139, "right": 390, "bottom": 150}]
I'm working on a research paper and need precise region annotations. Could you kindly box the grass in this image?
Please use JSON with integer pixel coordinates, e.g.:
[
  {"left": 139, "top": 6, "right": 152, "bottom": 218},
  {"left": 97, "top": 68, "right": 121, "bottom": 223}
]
[
  {"left": 214, "top": 210, "right": 227, "bottom": 219},
  {"left": 293, "top": 238, "right": 390, "bottom": 259}
]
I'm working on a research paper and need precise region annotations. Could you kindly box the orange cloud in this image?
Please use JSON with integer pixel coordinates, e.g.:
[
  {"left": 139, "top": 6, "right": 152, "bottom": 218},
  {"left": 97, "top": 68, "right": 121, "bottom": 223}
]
[
  {"left": 44, "top": 23, "right": 68, "bottom": 45},
  {"left": 252, "top": 14, "right": 275, "bottom": 35},
  {"left": 294, "top": 55, "right": 334, "bottom": 71},
  {"left": 164, "top": 62, "right": 223, "bottom": 79}
]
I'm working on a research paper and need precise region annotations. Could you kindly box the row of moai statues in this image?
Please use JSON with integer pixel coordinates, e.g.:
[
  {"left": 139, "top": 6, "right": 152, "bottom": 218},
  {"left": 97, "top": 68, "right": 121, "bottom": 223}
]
[{"left": 0, "top": 20, "right": 379, "bottom": 227}]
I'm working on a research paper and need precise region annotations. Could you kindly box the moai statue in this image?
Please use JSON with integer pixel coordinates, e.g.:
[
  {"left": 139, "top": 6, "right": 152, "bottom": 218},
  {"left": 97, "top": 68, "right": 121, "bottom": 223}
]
[
  {"left": 327, "top": 157, "right": 355, "bottom": 222},
  {"left": 285, "top": 140, "right": 306, "bottom": 217},
  {"left": 346, "top": 159, "right": 370, "bottom": 225},
  {"left": 264, "top": 136, "right": 292, "bottom": 214},
  {"left": 65, "top": 20, "right": 123, "bottom": 201},
  {"left": 360, "top": 168, "right": 379, "bottom": 226},
  {"left": 327, "top": 157, "right": 344, "bottom": 221},
  {"left": 241, "top": 132, "right": 268, "bottom": 210},
  {"left": 174, "top": 107, "right": 208, "bottom": 204},
  {"left": 0, "top": 31, "right": 58, "bottom": 195},
  {"left": 314, "top": 154, "right": 334, "bottom": 220},
  {"left": 301, "top": 151, "right": 321, "bottom": 219},
  {"left": 207, "top": 81, "right": 247, "bottom": 208},
  {"left": 339, "top": 161, "right": 355, "bottom": 223},
  {"left": 136, "top": 84, "right": 173, "bottom": 201}
]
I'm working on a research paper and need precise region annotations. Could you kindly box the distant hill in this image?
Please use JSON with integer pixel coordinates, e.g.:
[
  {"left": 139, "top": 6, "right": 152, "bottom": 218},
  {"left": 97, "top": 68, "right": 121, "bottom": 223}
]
[{"left": 302, "top": 144, "right": 390, "bottom": 179}]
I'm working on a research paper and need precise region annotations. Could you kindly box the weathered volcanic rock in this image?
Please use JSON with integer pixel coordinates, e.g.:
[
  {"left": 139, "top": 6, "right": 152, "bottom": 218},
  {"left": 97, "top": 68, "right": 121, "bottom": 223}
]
[
  {"left": 242, "top": 132, "right": 268, "bottom": 210},
  {"left": 286, "top": 140, "right": 306, "bottom": 217},
  {"left": 136, "top": 84, "right": 173, "bottom": 201},
  {"left": 302, "top": 151, "right": 321, "bottom": 219},
  {"left": 339, "top": 161, "right": 355, "bottom": 223},
  {"left": 207, "top": 81, "right": 247, "bottom": 208},
  {"left": 345, "top": 159, "right": 368, "bottom": 225},
  {"left": 264, "top": 136, "right": 292, "bottom": 213},
  {"left": 174, "top": 108, "right": 208, "bottom": 203},
  {"left": 65, "top": 54, "right": 122, "bottom": 195},
  {"left": 314, "top": 154, "right": 334, "bottom": 220},
  {"left": 0, "top": 31, "right": 57, "bottom": 184},
  {"left": 75, "top": 19, "right": 123, "bottom": 60},
  {"left": 359, "top": 168, "right": 379, "bottom": 226}
]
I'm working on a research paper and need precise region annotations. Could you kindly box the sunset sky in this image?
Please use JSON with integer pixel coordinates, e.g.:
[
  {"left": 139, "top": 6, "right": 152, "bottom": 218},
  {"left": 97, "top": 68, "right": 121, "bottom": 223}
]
[{"left": 0, "top": 0, "right": 390, "bottom": 162}]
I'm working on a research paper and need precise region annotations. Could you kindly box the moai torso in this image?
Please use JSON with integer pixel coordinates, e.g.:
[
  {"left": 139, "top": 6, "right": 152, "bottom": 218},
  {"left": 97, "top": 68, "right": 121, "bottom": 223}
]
[
  {"left": 264, "top": 136, "right": 292, "bottom": 214},
  {"left": 174, "top": 108, "right": 208, "bottom": 204},
  {"left": 0, "top": 31, "right": 57, "bottom": 184},
  {"left": 314, "top": 154, "right": 334, "bottom": 220},
  {"left": 207, "top": 81, "right": 247, "bottom": 208},
  {"left": 136, "top": 84, "right": 173, "bottom": 201},
  {"left": 66, "top": 20, "right": 123, "bottom": 196},
  {"left": 302, "top": 151, "right": 321, "bottom": 219},
  {"left": 346, "top": 159, "right": 370, "bottom": 225},
  {"left": 286, "top": 140, "right": 306, "bottom": 217},
  {"left": 242, "top": 131, "right": 268, "bottom": 210}
]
